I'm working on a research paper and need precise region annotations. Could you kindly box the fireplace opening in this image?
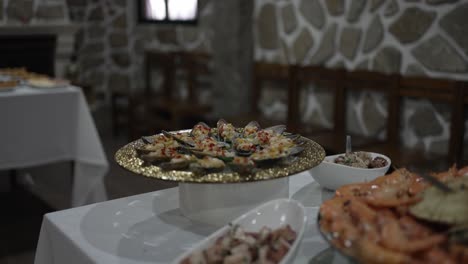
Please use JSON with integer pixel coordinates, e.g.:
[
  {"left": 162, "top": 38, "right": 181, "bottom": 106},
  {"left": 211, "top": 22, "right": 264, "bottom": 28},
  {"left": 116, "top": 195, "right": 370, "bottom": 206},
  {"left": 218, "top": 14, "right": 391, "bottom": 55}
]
[{"left": 0, "top": 35, "right": 56, "bottom": 77}]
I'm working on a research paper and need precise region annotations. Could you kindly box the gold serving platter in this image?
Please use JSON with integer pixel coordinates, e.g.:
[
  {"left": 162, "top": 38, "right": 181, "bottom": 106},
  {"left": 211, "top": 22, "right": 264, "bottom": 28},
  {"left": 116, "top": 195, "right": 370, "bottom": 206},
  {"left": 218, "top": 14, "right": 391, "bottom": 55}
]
[{"left": 115, "top": 131, "right": 325, "bottom": 183}]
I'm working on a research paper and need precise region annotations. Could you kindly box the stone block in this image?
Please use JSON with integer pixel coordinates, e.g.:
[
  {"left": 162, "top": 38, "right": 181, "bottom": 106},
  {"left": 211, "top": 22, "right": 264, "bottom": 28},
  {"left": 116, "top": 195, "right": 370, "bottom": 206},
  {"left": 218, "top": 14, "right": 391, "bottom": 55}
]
[
  {"left": 363, "top": 15, "right": 383, "bottom": 54},
  {"left": 281, "top": 3, "right": 297, "bottom": 34},
  {"left": 112, "top": 14, "right": 127, "bottom": 28},
  {"left": 81, "top": 42, "right": 105, "bottom": 55},
  {"left": 339, "top": 27, "right": 362, "bottom": 61},
  {"left": 111, "top": 53, "right": 131, "bottom": 68},
  {"left": 347, "top": 0, "right": 366, "bottom": 23},
  {"left": 113, "top": 0, "right": 126, "bottom": 7},
  {"left": 356, "top": 59, "right": 369, "bottom": 70},
  {"left": 412, "top": 35, "right": 468, "bottom": 73},
  {"left": 293, "top": 28, "right": 314, "bottom": 63},
  {"left": 80, "top": 55, "right": 105, "bottom": 69},
  {"left": 67, "top": 0, "right": 88, "bottom": 7},
  {"left": 6, "top": 0, "right": 33, "bottom": 22},
  {"left": 405, "top": 64, "right": 426, "bottom": 76},
  {"left": 310, "top": 23, "right": 337, "bottom": 65},
  {"left": 109, "top": 33, "right": 128, "bottom": 48},
  {"left": 384, "top": 0, "right": 399, "bottom": 17},
  {"left": 36, "top": 4, "right": 65, "bottom": 20},
  {"left": 409, "top": 105, "right": 443, "bottom": 137},
  {"left": 88, "top": 6, "right": 103, "bottom": 21},
  {"left": 324, "top": 0, "right": 345, "bottom": 16},
  {"left": 440, "top": 2, "right": 468, "bottom": 56},
  {"left": 87, "top": 26, "right": 106, "bottom": 39},
  {"left": 389, "top": 7, "right": 435, "bottom": 44},
  {"left": 427, "top": 0, "right": 459, "bottom": 4},
  {"left": 373, "top": 46, "right": 401, "bottom": 74},
  {"left": 300, "top": 0, "right": 325, "bottom": 30},
  {"left": 108, "top": 73, "right": 130, "bottom": 93},
  {"left": 370, "top": 0, "right": 385, "bottom": 12},
  {"left": 257, "top": 3, "right": 279, "bottom": 49},
  {"left": 180, "top": 28, "right": 199, "bottom": 43}
]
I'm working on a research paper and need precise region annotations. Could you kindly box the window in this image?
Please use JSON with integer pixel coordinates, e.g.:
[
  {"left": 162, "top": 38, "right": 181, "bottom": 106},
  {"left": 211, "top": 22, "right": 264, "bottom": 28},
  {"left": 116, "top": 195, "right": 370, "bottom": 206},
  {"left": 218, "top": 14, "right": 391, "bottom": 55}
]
[{"left": 138, "top": 0, "right": 199, "bottom": 24}]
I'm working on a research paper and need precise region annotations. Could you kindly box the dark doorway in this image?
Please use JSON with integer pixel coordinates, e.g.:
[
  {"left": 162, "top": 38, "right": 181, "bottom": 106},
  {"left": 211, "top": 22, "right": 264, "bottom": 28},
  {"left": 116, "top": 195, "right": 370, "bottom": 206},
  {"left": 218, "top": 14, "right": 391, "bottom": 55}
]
[{"left": 0, "top": 35, "right": 56, "bottom": 76}]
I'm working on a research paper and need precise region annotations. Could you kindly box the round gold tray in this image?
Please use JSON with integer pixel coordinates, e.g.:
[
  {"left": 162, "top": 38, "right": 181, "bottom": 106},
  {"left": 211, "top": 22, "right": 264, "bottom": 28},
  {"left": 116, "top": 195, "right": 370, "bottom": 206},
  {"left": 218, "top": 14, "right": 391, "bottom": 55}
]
[{"left": 115, "top": 133, "right": 325, "bottom": 183}]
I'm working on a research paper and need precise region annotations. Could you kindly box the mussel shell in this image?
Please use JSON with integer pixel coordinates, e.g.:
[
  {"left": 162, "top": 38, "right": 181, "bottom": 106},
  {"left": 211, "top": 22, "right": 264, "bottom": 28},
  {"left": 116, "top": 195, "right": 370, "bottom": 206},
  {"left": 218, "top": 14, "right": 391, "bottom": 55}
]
[
  {"left": 135, "top": 146, "right": 156, "bottom": 155},
  {"left": 159, "top": 160, "right": 192, "bottom": 171},
  {"left": 216, "top": 118, "right": 228, "bottom": 129},
  {"left": 288, "top": 146, "right": 305, "bottom": 156},
  {"left": 139, "top": 153, "right": 171, "bottom": 163},
  {"left": 245, "top": 121, "right": 261, "bottom": 129},
  {"left": 189, "top": 149, "right": 235, "bottom": 162},
  {"left": 161, "top": 130, "right": 195, "bottom": 148},
  {"left": 263, "top": 125, "right": 287, "bottom": 135},
  {"left": 141, "top": 136, "right": 153, "bottom": 144},
  {"left": 235, "top": 149, "right": 254, "bottom": 157}
]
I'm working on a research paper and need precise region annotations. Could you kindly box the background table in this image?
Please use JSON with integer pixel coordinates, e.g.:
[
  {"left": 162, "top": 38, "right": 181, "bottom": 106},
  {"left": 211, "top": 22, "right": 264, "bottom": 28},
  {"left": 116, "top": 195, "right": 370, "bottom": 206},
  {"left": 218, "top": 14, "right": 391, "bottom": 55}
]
[
  {"left": 35, "top": 171, "right": 349, "bottom": 264},
  {"left": 0, "top": 85, "right": 108, "bottom": 206}
]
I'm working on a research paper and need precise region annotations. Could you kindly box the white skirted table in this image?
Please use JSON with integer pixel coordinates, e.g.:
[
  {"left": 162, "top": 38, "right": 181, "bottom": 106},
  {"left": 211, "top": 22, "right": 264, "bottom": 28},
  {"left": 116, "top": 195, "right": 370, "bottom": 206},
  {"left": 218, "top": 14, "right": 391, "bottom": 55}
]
[
  {"left": 34, "top": 171, "right": 349, "bottom": 264},
  {"left": 0, "top": 85, "right": 108, "bottom": 206}
]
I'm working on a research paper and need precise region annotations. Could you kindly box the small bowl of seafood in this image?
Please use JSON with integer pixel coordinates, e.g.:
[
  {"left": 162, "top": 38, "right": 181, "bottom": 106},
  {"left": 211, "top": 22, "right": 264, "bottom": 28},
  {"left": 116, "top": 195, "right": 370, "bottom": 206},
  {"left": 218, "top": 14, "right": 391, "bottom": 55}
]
[
  {"left": 309, "top": 151, "right": 391, "bottom": 190},
  {"left": 318, "top": 166, "right": 468, "bottom": 264},
  {"left": 173, "top": 198, "right": 307, "bottom": 264}
]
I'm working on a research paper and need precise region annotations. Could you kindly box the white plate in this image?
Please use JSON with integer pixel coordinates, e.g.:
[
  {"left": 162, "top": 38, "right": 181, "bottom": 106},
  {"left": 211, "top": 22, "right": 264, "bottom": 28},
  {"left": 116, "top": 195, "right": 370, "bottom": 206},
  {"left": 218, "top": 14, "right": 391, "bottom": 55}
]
[
  {"left": 172, "top": 198, "right": 307, "bottom": 264},
  {"left": 26, "top": 79, "right": 69, "bottom": 89}
]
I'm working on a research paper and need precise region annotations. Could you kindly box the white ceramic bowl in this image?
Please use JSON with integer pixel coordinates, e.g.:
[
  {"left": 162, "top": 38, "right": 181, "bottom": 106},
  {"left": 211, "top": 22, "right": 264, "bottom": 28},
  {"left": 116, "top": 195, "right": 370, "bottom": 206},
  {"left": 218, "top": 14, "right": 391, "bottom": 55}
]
[
  {"left": 172, "top": 198, "right": 307, "bottom": 264},
  {"left": 309, "top": 152, "right": 391, "bottom": 190}
]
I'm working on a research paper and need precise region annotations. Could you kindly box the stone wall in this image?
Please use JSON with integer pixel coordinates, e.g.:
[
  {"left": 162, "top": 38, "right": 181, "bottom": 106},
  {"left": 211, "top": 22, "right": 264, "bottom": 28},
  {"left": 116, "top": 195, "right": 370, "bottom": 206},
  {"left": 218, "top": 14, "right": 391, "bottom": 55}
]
[
  {"left": 0, "top": 0, "right": 69, "bottom": 23},
  {"left": 255, "top": 0, "right": 468, "bottom": 156},
  {"left": 67, "top": 0, "right": 213, "bottom": 96}
]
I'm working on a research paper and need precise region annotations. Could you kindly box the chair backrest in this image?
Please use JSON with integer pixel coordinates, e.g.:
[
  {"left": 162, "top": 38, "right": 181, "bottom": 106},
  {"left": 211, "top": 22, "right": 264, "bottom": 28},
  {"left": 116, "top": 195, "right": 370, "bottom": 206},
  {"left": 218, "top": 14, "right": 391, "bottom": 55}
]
[
  {"left": 144, "top": 50, "right": 174, "bottom": 98},
  {"left": 251, "top": 62, "right": 294, "bottom": 126},
  {"left": 344, "top": 70, "right": 400, "bottom": 147},
  {"left": 398, "top": 76, "right": 463, "bottom": 165},
  {"left": 293, "top": 65, "right": 345, "bottom": 135}
]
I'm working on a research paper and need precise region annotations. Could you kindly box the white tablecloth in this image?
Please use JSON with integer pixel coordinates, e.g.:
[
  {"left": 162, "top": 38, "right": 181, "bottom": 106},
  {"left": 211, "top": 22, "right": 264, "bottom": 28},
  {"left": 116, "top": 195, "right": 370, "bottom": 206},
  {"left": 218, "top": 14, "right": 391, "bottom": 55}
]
[
  {"left": 0, "top": 86, "right": 108, "bottom": 206},
  {"left": 35, "top": 171, "right": 349, "bottom": 264}
]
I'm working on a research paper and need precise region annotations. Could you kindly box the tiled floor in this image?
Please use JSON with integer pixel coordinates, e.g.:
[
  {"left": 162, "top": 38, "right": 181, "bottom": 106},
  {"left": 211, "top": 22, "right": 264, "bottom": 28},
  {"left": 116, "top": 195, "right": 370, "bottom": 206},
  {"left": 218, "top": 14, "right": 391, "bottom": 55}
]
[{"left": 0, "top": 106, "right": 176, "bottom": 264}]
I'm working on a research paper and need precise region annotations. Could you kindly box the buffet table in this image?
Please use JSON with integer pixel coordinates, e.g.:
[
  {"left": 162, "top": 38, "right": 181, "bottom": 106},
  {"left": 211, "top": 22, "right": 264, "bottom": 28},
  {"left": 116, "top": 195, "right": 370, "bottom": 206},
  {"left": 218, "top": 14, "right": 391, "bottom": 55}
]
[
  {"left": 34, "top": 171, "right": 349, "bottom": 264},
  {"left": 0, "top": 85, "right": 108, "bottom": 206}
]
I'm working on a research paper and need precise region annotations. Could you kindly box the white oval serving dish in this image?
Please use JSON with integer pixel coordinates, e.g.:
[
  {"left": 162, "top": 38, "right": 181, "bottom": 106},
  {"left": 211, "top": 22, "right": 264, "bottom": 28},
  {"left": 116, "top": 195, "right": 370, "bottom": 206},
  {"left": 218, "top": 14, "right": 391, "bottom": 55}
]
[
  {"left": 309, "top": 152, "right": 391, "bottom": 190},
  {"left": 172, "top": 198, "right": 307, "bottom": 264}
]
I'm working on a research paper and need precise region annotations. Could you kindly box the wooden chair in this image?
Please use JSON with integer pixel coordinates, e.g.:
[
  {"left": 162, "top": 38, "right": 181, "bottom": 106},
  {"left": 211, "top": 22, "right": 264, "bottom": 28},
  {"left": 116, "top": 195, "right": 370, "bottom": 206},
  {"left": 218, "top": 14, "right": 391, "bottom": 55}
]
[
  {"left": 292, "top": 65, "right": 346, "bottom": 153},
  {"left": 343, "top": 70, "right": 400, "bottom": 151},
  {"left": 131, "top": 50, "right": 213, "bottom": 134},
  {"left": 362, "top": 76, "right": 464, "bottom": 170},
  {"left": 227, "top": 62, "right": 294, "bottom": 129}
]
